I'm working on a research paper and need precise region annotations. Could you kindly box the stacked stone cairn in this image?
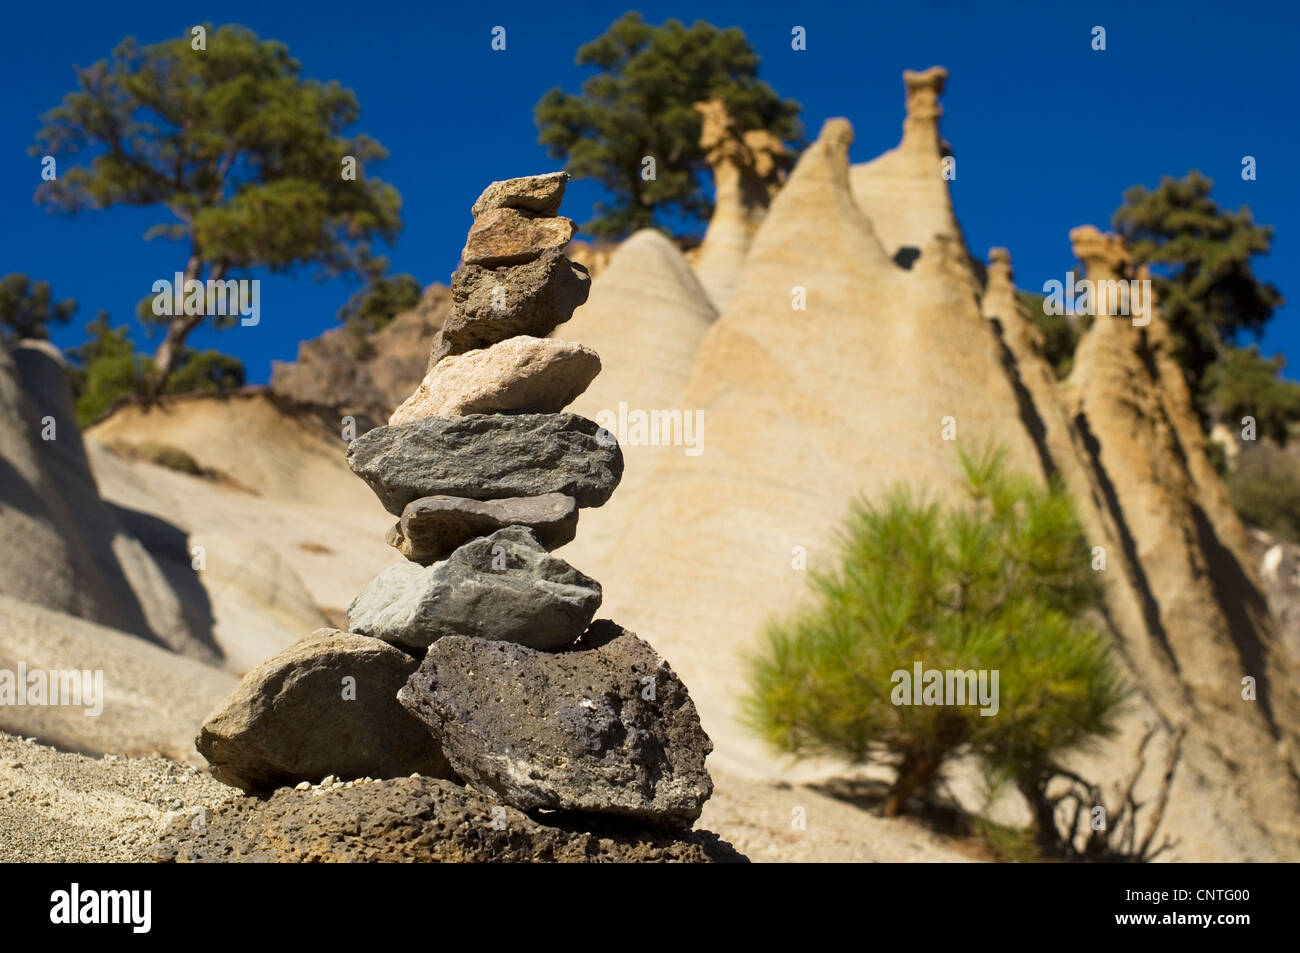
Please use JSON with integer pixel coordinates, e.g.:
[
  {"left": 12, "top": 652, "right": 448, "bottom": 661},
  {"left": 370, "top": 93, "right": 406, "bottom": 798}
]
[{"left": 195, "top": 172, "right": 715, "bottom": 836}]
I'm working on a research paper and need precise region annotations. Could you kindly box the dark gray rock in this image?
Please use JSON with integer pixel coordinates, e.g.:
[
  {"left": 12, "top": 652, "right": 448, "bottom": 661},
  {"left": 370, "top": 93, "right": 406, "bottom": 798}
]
[
  {"left": 348, "top": 412, "right": 622, "bottom": 515},
  {"left": 349, "top": 527, "right": 601, "bottom": 651},
  {"left": 398, "top": 621, "right": 714, "bottom": 828},
  {"left": 150, "top": 775, "right": 746, "bottom": 863},
  {"left": 430, "top": 249, "right": 590, "bottom": 366},
  {"left": 388, "top": 493, "right": 578, "bottom": 565},
  {"left": 195, "top": 629, "right": 450, "bottom": 793}
]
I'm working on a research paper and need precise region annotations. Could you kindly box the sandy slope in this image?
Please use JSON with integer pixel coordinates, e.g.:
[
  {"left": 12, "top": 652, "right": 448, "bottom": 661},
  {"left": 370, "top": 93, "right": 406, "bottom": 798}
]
[
  {"left": 0, "top": 596, "right": 236, "bottom": 764},
  {"left": 85, "top": 424, "right": 399, "bottom": 629}
]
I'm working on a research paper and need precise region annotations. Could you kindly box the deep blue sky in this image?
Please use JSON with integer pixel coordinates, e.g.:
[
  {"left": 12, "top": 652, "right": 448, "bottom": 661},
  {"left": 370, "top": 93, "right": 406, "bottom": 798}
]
[{"left": 2, "top": 1, "right": 1296, "bottom": 383}]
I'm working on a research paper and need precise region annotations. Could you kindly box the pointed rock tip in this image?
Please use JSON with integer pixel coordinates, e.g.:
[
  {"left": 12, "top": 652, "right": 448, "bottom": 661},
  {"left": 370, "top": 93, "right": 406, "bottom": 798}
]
[
  {"left": 988, "top": 246, "right": 1013, "bottom": 278},
  {"left": 817, "top": 117, "right": 854, "bottom": 150}
]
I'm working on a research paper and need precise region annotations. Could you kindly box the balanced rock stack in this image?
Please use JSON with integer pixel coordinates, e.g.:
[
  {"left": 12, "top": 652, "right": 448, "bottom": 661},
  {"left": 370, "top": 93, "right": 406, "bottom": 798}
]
[{"left": 188, "top": 172, "right": 724, "bottom": 858}]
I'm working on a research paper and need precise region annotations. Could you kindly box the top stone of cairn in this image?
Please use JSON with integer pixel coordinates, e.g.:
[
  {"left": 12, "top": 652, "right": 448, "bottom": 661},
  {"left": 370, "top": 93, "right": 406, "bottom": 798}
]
[{"left": 471, "top": 171, "right": 570, "bottom": 219}]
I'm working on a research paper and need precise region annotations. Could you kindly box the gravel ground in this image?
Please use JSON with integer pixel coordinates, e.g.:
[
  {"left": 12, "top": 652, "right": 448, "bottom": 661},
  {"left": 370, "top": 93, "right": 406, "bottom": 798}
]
[
  {"left": 0, "top": 732, "right": 232, "bottom": 862},
  {"left": 0, "top": 730, "right": 974, "bottom": 862}
]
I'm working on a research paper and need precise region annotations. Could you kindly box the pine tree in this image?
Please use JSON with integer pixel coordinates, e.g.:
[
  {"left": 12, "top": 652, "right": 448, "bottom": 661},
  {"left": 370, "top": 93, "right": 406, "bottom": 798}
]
[
  {"left": 1112, "top": 171, "right": 1294, "bottom": 432},
  {"left": 32, "top": 24, "right": 401, "bottom": 394},
  {"left": 535, "top": 12, "right": 802, "bottom": 240},
  {"left": 743, "top": 448, "right": 1127, "bottom": 823},
  {"left": 0, "top": 274, "right": 77, "bottom": 342},
  {"left": 66, "top": 314, "right": 244, "bottom": 427}
]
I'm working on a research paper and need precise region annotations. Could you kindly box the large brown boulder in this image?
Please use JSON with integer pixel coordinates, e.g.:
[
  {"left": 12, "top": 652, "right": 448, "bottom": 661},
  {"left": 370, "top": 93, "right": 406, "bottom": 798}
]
[{"left": 196, "top": 629, "right": 449, "bottom": 792}]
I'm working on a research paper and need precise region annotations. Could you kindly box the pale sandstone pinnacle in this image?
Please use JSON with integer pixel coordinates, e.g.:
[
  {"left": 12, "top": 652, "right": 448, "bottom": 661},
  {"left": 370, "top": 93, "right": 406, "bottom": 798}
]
[
  {"left": 391, "top": 336, "right": 601, "bottom": 422},
  {"left": 818, "top": 116, "right": 855, "bottom": 152},
  {"left": 461, "top": 208, "right": 577, "bottom": 268},
  {"left": 849, "top": 66, "right": 977, "bottom": 294},
  {"left": 559, "top": 229, "right": 718, "bottom": 573},
  {"left": 577, "top": 94, "right": 1045, "bottom": 802},
  {"left": 471, "top": 171, "right": 569, "bottom": 219},
  {"left": 1062, "top": 225, "right": 1300, "bottom": 855},
  {"left": 903, "top": 66, "right": 947, "bottom": 128},
  {"left": 1069, "top": 224, "right": 1131, "bottom": 278},
  {"left": 690, "top": 98, "right": 793, "bottom": 310}
]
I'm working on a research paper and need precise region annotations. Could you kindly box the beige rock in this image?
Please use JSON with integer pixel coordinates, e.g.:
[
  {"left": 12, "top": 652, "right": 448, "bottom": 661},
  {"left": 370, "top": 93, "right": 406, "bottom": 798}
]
[
  {"left": 555, "top": 229, "right": 718, "bottom": 567},
  {"left": 84, "top": 398, "right": 398, "bottom": 650},
  {"left": 0, "top": 342, "right": 220, "bottom": 660},
  {"left": 689, "top": 98, "right": 792, "bottom": 310},
  {"left": 1059, "top": 225, "right": 1300, "bottom": 858},
  {"left": 849, "top": 66, "right": 979, "bottom": 294},
  {"left": 461, "top": 208, "right": 577, "bottom": 267},
  {"left": 390, "top": 336, "right": 600, "bottom": 422},
  {"left": 471, "top": 171, "right": 569, "bottom": 218},
  {"left": 89, "top": 389, "right": 370, "bottom": 510},
  {"left": 0, "top": 594, "right": 236, "bottom": 766},
  {"left": 576, "top": 115, "right": 1047, "bottom": 790}
]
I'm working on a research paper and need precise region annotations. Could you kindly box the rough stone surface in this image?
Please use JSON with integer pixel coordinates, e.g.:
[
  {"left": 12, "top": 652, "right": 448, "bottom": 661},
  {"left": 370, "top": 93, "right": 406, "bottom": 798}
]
[
  {"left": 348, "top": 412, "right": 622, "bottom": 515},
  {"left": 398, "top": 621, "right": 714, "bottom": 827},
  {"left": 270, "top": 283, "right": 450, "bottom": 425},
  {"left": 150, "top": 775, "right": 746, "bottom": 862},
  {"left": 391, "top": 336, "right": 600, "bottom": 422},
  {"left": 349, "top": 526, "right": 600, "bottom": 651},
  {"left": 195, "top": 629, "right": 450, "bottom": 792},
  {"left": 387, "top": 493, "right": 578, "bottom": 565},
  {"left": 471, "top": 171, "right": 569, "bottom": 219},
  {"left": 431, "top": 249, "right": 590, "bottom": 366},
  {"left": 461, "top": 208, "right": 577, "bottom": 268}
]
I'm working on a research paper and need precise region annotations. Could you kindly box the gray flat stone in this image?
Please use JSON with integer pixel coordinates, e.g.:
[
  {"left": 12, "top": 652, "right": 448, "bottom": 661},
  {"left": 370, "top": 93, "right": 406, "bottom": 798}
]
[
  {"left": 349, "top": 526, "right": 601, "bottom": 651},
  {"left": 387, "top": 493, "right": 578, "bottom": 565},
  {"left": 347, "top": 412, "right": 622, "bottom": 515}
]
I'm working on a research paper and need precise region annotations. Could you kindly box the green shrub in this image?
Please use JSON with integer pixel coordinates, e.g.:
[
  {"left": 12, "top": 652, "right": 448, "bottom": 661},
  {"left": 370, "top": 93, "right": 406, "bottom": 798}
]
[
  {"left": 742, "top": 447, "right": 1128, "bottom": 826},
  {"left": 1229, "top": 442, "right": 1300, "bottom": 543},
  {"left": 67, "top": 316, "right": 244, "bottom": 428},
  {"left": 1018, "top": 290, "right": 1082, "bottom": 379}
]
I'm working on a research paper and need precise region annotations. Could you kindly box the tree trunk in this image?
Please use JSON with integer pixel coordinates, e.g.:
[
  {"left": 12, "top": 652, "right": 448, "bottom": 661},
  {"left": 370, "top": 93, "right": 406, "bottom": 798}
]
[
  {"left": 146, "top": 255, "right": 212, "bottom": 397},
  {"left": 882, "top": 749, "right": 940, "bottom": 817},
  {"left": 1017, "top": 775, "right": 1064, "bottom": 855},
  {"left": 148, "top": 313, "right": 204, "bottom": 396}
]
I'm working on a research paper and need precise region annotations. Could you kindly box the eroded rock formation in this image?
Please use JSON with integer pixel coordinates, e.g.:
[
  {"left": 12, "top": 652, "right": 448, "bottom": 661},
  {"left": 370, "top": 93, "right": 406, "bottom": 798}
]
[{"left": 688, "top": 98, "right": 793, "bottom": 310}]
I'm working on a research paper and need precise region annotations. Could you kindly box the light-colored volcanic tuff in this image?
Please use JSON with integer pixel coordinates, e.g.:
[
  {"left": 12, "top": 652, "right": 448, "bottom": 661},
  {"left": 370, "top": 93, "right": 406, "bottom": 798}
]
[{"left": 563, "top": 68, "right": 1300, "bottom": 860}]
